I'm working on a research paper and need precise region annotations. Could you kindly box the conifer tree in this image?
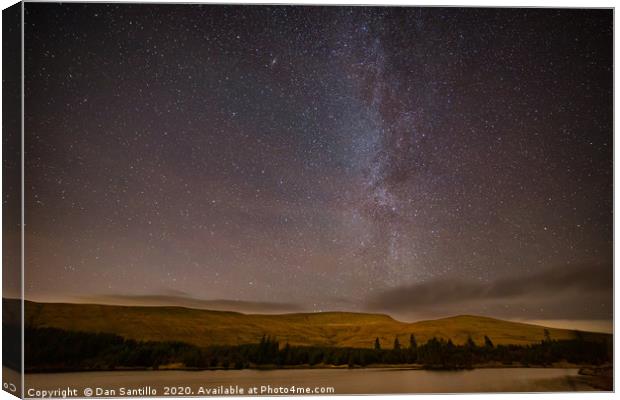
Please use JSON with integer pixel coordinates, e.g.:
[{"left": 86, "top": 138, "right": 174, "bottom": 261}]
[{"left": 409, "top": 334, "right": 417, "bottom": 349}]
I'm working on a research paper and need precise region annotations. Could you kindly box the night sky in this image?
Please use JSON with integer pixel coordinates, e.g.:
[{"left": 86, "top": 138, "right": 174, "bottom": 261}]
[{"left": 18, "top": 4, "right": 612, "bottom": 331}]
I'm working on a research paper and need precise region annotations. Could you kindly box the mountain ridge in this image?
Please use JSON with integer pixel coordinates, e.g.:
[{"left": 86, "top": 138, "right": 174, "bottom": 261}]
[{"left": 4, "top": 299, "right": 609, "bottom": 349}]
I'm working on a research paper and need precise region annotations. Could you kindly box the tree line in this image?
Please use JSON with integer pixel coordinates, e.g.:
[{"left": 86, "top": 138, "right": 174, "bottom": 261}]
[{"left": 15, "top": 325, "right": 611, "bottom": 372}]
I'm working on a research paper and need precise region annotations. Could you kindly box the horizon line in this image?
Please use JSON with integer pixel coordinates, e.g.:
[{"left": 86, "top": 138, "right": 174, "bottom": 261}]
[{"left": 4, "top": 296, "right": 613, "bottom": 334}]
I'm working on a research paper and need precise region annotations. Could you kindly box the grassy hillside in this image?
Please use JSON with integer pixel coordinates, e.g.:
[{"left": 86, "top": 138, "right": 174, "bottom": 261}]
[{"left": 7, "top": 299, "right": 609, "bottom": 349}]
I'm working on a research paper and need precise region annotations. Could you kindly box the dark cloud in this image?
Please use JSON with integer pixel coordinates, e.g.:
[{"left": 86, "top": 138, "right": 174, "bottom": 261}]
[
  {"left": 366, "top": 263, "right": 612, "bottom": 321},
  {"left": 81, "top": 293, "right": 304, "bottom": 314}
]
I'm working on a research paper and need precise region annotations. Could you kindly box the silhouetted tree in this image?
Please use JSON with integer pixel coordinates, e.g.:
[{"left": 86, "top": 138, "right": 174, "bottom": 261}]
[
  {"left": 393, "top": 337, "right": 401, "bottom": 350},
  {"left": 22, "top": 326, "right": 612, "bottom": 372},
  {"left": 543, "top": 329, "right": 552, "bottom": 343},
  {"left": 484, "top": 335, "right": 494, "bottom": 349},
  {"left": 409, "top": 334, "right": 417, "bottom": 349}
]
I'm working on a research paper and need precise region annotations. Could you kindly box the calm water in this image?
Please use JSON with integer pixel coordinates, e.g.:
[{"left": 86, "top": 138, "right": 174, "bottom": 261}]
[{"left": 16, "top": 368, "right": 597, "bottom": 397}]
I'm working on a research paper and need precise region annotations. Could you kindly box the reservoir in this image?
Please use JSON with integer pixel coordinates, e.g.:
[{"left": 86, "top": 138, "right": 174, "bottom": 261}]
[{"left": 21, "top": 367, "right": 598, "bottom": 396}]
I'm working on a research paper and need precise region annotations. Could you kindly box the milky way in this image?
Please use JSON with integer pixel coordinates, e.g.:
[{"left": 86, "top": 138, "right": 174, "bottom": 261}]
[{"left": 11, "top": 4, "right": 612, "bottom": 328}]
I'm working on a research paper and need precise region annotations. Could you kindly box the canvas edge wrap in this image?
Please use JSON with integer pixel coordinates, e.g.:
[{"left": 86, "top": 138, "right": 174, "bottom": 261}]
[{"left": 2, "top": 1, "right": 24, "bottom": 398}]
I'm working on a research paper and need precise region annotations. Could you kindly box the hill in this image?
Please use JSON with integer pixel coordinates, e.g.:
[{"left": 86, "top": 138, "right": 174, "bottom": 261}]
[{"left": 4, "top": 299, "right": 609, "bottom": 349}]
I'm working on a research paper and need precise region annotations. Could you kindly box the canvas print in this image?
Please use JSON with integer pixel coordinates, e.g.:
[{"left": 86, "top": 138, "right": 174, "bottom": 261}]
[{"left": 2, "top": 2, "right": 613, "bottom": 397}]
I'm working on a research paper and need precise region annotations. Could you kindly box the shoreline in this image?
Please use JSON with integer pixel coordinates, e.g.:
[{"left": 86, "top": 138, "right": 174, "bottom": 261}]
[{"left": 22, "top": 362, "right": 605, "bottom": 374}]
